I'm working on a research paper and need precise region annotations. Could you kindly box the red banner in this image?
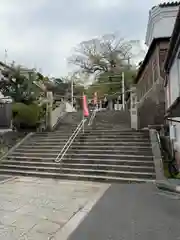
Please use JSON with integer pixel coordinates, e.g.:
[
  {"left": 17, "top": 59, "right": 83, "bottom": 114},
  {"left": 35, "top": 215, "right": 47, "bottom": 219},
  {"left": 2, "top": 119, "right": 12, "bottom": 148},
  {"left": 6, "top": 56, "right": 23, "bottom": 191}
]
[{"left": 83, "top": 94, "right": 89, "bottom": 117}]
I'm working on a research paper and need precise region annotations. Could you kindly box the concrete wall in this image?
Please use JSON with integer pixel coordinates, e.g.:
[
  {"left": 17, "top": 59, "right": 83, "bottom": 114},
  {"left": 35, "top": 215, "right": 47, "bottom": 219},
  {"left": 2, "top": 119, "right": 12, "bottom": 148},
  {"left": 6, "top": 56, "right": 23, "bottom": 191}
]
[
  {"left": 51, "top": 102, "right": 66, "bottom": 127},
  {"left": 145, "top": 5, "right": 179, "bottom": 46},
  {"left": 51, "top": 101, "right": 76, "bottom": 128},
  {"left": 65, "top": 102, "right": 76, "bottom": 113}
]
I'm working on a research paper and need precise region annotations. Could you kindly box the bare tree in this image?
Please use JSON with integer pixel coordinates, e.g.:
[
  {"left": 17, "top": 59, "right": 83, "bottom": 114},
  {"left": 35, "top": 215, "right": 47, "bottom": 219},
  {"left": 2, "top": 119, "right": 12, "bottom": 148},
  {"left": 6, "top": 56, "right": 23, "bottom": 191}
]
[{"left": 68, "top": 32, "right": 144, "bottom": 75}]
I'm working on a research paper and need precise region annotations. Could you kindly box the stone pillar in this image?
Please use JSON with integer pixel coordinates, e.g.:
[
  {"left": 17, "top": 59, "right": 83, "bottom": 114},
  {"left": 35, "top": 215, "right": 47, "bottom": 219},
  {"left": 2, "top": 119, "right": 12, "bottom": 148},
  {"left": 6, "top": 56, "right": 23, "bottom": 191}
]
[
  {"left": 46, "top": 91, "right": 53, "bottom": 130},
  {"left": 108, "top": 99, "right": 113, "bottom": 110},
  {"left": 130, "top": 86, "right": 138, "bottom": 130}
]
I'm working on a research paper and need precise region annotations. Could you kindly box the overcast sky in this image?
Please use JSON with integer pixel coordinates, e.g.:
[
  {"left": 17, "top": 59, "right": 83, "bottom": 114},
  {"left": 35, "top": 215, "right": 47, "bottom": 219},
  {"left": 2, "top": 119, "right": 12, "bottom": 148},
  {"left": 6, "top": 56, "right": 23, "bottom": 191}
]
[{"left": 0, "top": 0, "right": 167, "bottom": 77}]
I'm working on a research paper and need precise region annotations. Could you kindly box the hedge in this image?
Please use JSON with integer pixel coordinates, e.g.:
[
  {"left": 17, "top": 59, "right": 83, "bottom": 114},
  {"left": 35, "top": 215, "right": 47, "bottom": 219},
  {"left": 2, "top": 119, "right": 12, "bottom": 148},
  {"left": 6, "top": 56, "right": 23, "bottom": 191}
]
[{"left": 12, "top": 102, "right": 44, "bottom": 129}]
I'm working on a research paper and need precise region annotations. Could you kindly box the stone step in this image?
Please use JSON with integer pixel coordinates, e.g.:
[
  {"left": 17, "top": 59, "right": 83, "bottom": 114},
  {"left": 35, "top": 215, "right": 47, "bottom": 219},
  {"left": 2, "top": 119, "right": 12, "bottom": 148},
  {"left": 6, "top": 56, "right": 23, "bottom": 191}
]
[
  {"left": 6, "top": 156, "right": 55, "bottom": 161},
  {"left": 26, "top": 139, "right": 69, "bottom": 143},
  {"left": 79, "top": 134, "right": 149, "bottom": 138},
  {"left": 83, "top": 131, "right": 148, "bottom": 135},
  {"left": 8, "top": 150, "right": 153, "bottom": 158},
  {"left": 16, "top": 142, "right": 66, "bottom": 151},
  {"left": 0, "top": 169, "right": 155, "bottom": 183},
  {"left": 0, "top": 165, "right": 155, "bottom": 179},
  {"left": 16, "top": 148, "right": 61, "bottom": 153},
  {"left": 68, "top": 149, "right": 152, "bottom": 156},
  {"left": 20, "top": 141, "right": 151, "bottom": 147},
  {"left": 73, "top": 141, "right": 151, "bottom": 146},
  {"left": 16, "top": 145, "right": 65, "bottom": 150},
  {"left": 79, "top": 136, "right": 149, "bottom": 140},
  {"left": 5, "top": 157, "right": 154, "bottom": 166},
  {"left": 76, "top": 138, "right": 150, "bottom": 142},
  {"left": 84, "top": 129, "right": 146, "bottom": 132},
  {"left": 62, "top": 158, "right": 154, "bottom": 166},
  {"left": 30, "top": 133, "right": 148, "bottom": 138},
  {"left": 64, "top": 153, "right": 153, "bottom": 160},
  {"left": 8, "top": 152, "right": 59, "bottom": 156},
  {"left": 21, "top": 142, "right": 67, "bottom": 146},
  {"left": 0, "top": 160, "right": 155, "bottom": 172},
  {"left": 29, "top": 136, "right": 71, "bottom": 140},
  {"left": 33, "top": 133, "right": 75, "bottom": 138},
  {"left": 16, "top": 145, "right": 152, "bottom": 150}
]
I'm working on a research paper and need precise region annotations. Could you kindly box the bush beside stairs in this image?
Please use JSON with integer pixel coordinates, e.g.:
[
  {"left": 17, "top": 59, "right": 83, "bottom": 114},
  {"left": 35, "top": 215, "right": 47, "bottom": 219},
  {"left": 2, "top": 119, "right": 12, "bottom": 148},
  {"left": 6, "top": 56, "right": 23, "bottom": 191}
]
[{"left": 0, "top": 111, "right": 156, "bottom": 183}]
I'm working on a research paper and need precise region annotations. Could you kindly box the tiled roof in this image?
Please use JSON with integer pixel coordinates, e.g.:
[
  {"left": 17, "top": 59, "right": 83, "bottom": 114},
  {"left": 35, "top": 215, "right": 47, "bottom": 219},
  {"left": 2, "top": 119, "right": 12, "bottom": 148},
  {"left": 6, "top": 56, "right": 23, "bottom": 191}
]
[
  {"left": 152, "top": 1, "right": 180, "bottom": 9},
  {"left": 159, "top": 1, "right": 180, "bottom": 7}
]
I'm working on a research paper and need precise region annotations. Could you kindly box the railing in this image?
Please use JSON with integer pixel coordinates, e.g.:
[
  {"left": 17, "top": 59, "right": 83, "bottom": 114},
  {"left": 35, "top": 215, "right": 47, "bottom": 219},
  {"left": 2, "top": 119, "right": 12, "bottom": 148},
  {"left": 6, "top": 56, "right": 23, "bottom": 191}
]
[
  {"left": 54, "top": 118, "right": 87, "bottom": 163},
  {"left": 88, "top": 107, "right": 97, "bottom": 126}
]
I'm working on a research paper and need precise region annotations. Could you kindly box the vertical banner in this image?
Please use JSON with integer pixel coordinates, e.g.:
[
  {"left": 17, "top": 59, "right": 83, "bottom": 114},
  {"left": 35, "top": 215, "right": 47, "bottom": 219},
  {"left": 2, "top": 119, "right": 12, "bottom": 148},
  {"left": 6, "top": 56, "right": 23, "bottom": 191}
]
[{"left": 83, "top": 94, "right": 89, "bottom": 117}]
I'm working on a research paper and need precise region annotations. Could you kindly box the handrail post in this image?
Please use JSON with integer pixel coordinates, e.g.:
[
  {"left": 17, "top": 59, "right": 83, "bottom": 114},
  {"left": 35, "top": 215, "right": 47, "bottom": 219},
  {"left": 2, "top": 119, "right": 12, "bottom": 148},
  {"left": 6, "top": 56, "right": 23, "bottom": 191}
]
[{"left": 82, "top": 115, "right": 85, "bottom": 133}]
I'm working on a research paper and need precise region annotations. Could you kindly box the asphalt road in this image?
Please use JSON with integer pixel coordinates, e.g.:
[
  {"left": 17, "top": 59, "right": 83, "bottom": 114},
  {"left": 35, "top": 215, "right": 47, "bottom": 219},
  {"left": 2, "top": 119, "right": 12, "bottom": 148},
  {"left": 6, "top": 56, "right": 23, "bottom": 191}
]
[{"left": 68, "top": 183, "right": 180, "bottom": 240}]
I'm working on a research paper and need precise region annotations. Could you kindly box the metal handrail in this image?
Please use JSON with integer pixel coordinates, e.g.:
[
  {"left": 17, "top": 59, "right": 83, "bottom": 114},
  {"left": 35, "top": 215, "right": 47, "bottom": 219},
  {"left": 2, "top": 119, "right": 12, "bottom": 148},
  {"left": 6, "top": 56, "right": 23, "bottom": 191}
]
[
  {"left": 88, "top": 107, "right": 97, "bottom": 126},
  {"left": 55, "top": 119, "right": 87, "bottom": 163}
]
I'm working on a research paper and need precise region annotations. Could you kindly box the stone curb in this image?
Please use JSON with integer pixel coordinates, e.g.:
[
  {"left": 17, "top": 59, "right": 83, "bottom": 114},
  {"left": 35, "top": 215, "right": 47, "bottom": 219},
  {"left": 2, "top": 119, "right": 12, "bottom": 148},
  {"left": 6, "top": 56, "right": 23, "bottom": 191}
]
[
  {"left": 156, "top": 179, "right": 180, "bottom": 194},
  {"left": 0, "top": 132, "right": 34, "bottom": 161},
  {"left": 0, "top": 176, "right": 18, "bottom": 184}
]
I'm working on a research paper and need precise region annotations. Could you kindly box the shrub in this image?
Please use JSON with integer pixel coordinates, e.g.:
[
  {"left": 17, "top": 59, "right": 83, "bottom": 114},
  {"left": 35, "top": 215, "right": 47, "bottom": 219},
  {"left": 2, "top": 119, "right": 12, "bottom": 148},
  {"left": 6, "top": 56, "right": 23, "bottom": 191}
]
[{"left": 12, "top": 102, "right": 43, "bottom": 129}]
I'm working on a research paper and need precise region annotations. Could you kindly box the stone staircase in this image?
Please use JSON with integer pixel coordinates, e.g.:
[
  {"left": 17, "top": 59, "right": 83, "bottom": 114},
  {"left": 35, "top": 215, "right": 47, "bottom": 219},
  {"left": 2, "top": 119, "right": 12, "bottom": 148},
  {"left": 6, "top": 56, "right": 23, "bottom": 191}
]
[
  {"left": 60, "top": 111, "right": 155, "bottom": 183},
  {"left": 0, "top": 112, "right": 83, "bottom": 178},
  {"left": 0, "top": 110, "right": 156, "bottom": 183}
]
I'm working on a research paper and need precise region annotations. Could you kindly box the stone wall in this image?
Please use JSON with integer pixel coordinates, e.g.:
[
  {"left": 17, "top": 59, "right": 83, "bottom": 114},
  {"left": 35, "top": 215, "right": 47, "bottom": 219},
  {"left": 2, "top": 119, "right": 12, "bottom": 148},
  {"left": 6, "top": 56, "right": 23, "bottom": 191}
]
[
  {"left": 136, "top": 40, "right": 169, "bottom": 129},
  {"left": 137, "top": 83, "right": 165, "bottom": 128},
  {"left": 0, "top": 130, "right": 27, "bottom": 157}
]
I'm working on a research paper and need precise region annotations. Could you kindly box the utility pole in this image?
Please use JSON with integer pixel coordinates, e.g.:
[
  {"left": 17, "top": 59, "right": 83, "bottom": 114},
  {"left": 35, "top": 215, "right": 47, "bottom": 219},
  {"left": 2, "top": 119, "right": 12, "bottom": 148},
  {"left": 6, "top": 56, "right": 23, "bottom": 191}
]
[
  {"left": 122, "top": 72, "right": 125, "bottom": 110},
  {"left": 71, "top": 78, "right": 74, "bottom": 107}
]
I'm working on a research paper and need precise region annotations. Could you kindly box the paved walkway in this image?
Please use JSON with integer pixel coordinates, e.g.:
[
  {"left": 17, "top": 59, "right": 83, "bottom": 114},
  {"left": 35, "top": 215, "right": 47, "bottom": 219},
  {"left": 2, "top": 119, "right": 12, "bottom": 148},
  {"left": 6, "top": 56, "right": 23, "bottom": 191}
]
[
  {"left": 68, "top": 183, "right": 180, "bottom": 240},
  {"left": 0, "top": 177, "right": 109, "bottom": 239}
]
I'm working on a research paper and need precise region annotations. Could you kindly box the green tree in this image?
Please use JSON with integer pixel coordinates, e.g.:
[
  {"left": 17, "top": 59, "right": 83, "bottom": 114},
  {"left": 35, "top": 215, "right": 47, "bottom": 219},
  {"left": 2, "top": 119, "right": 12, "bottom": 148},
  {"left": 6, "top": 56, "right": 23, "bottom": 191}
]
[
  {"left": 86, "top": 68, "right": 137, "bottom": 100},
  {"left": 68, "top": 32, "right": 143, "bottom": 98},
  {"left": 0, "top": 66, "right": 40, "bottom": 104}
]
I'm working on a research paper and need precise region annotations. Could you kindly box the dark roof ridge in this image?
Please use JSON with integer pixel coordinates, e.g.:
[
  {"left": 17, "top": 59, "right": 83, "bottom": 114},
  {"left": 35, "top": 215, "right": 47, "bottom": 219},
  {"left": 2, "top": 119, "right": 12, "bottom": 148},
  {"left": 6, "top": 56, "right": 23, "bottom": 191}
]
[
  {"left": 164, "top": 6, "right": 180, "bottom": 72},
  {"left": 152, "top": 1, "right": 180, "bottom": 10}
]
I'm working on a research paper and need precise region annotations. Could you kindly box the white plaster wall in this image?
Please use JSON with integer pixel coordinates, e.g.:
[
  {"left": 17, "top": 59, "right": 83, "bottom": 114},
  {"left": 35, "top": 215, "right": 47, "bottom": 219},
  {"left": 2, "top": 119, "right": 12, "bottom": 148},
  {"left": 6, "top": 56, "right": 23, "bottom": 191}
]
[
  {"left": 169, "top": 118, "right": 180, "bottom": 154},
  {"left": 168, "top": 43, "right": 180, "bottom": 106},
  {"left": 167, "top": 46, "right": 180, "bottom": 150},
  {"left": 169, "top": 60, "right": 179, "bottom": 105},
  {"left": 145, "top": 6, "right": 179, "bottom": 46},
  {"left": 166, "top": 81, "right": 170, "bottom": 109},
  {"left": 153, "top": 16, "right": 177, "bottom": 41}
]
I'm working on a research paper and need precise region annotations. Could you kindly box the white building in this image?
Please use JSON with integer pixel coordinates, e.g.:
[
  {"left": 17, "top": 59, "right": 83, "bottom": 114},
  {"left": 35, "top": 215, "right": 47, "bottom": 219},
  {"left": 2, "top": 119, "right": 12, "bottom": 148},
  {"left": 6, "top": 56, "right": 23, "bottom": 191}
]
[
  {"left": 164, "top": 6, "right": 180, "bottom": 156},
  {"left": 145, "top": 2, "right": 180, "bottom": 47}
]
